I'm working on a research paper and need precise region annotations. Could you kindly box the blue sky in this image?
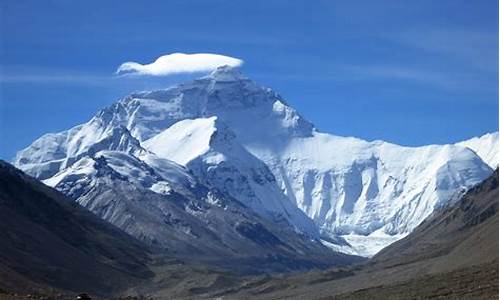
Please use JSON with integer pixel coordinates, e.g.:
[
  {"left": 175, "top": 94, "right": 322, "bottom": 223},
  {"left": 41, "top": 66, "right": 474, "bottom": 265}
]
[{"left": 0, "top": 0, "right": 498, "bottom": 160}]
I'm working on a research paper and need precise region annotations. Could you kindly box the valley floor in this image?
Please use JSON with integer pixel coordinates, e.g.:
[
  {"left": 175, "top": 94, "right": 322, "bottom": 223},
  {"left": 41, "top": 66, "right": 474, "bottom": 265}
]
[
  {"left": 200, "top": 260, "right": 498, "bottom": 300},
  {"left": 2, "top": 261, "right": 497, "bottom": 300},
  {"left": 326, "top": 262, "right": 498, "bottom": 300}
]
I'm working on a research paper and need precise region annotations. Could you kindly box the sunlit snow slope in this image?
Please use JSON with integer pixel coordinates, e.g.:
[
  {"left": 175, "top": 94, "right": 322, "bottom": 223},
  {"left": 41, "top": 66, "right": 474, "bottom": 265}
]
[{"left": 456, "top": 132, "right": 498, "bottom": 169}]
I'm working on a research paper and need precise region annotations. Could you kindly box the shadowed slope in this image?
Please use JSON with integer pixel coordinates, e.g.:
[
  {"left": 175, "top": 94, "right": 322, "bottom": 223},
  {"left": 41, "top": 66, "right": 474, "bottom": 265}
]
[{"left": 0, "top": 160, "right": 152, "bottom": 296}]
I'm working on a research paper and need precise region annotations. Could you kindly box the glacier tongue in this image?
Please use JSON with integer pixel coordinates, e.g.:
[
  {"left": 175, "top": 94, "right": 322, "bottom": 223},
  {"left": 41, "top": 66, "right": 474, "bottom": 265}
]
[{"left": 14, "top": 66, "right": 497, "bottom": 256}]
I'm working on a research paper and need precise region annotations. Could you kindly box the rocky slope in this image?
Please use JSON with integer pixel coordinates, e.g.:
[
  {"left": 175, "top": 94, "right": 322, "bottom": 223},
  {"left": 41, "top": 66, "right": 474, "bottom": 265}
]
[{"left": 0, "top": 160, "right": 152, "bottom": 296}]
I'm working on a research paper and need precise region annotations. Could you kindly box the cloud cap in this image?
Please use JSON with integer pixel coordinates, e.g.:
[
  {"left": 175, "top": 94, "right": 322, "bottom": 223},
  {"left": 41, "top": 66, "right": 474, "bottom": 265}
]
[{"left": 116, "top": 53, "right": 243, "bottom": 76}]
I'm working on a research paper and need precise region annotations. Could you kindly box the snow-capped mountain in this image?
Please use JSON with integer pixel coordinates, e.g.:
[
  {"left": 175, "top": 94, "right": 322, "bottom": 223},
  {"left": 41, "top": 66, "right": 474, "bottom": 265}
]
[{"left": 14, "top": 66, "right": 497, "bottom": 256}]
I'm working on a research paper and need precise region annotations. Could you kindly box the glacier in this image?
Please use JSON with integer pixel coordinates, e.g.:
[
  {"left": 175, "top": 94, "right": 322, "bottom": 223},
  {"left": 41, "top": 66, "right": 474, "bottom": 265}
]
[{"left": 14, "top": 66, "right": 497, "bottom": 256}]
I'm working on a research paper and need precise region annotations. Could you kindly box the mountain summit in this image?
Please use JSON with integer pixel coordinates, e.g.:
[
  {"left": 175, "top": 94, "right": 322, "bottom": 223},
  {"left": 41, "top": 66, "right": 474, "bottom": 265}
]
[
  {"left": 14, "top": 68, "right": 497, "bottom": 256},
  {"left": 206, "top": 65, "right": 249, "bottom": 81}
]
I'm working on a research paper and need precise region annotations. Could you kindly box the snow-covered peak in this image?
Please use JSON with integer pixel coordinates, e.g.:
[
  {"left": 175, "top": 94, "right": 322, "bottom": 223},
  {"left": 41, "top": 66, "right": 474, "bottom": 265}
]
[
  {"left": 205, "top": 65, "right": 248, "bottom": 82},
  {"left": 99, "top": 68, "right": 315, "bottom": 144},
  {"left": 456, "top": 132, "right": 498, "bottom": 169}
]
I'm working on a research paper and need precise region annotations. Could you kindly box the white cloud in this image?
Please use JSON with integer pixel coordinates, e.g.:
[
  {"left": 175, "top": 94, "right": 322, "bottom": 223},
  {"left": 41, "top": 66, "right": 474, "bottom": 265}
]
[{"left": 116, "top": 53, "right": 244, "bottom": 76}]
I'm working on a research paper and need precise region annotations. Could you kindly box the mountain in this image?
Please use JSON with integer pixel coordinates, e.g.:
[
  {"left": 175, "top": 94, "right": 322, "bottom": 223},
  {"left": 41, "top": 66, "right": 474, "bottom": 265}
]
[
  {"left": 200, "top": 169, "right": 498, "bottom": 299},
  {"left": 33, "top": 146, "right": 357, "bottom": 272},
  {"left": 0, "top": 160, "right": 152, "bottom": 296},
  {"left": 14, "top": 66, "right": 496, "bottom": 256}
]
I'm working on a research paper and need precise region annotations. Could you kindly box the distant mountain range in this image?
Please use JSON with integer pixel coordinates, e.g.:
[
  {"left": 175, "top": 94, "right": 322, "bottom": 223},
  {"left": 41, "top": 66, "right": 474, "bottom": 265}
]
[{"left": 14, "top": 66, "right": 498, "bottom": 257}]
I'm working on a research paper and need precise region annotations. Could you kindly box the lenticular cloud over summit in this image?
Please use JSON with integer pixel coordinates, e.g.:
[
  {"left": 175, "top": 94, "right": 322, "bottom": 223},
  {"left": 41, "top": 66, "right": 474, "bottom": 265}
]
[{"left": 116, "top": 53, "right": 243, "bottom": 76}]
